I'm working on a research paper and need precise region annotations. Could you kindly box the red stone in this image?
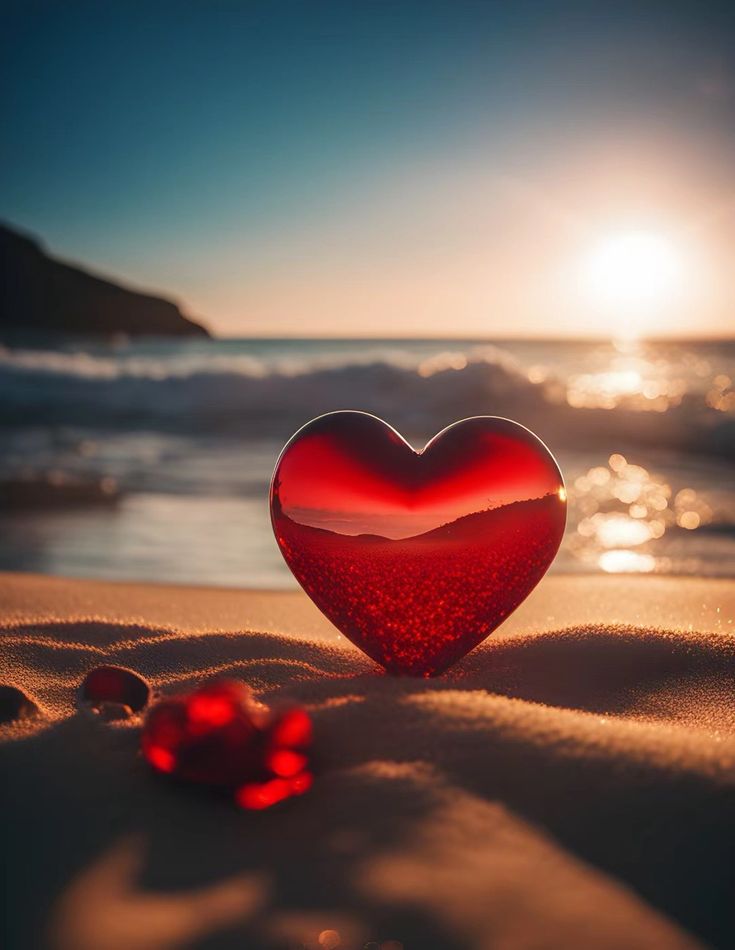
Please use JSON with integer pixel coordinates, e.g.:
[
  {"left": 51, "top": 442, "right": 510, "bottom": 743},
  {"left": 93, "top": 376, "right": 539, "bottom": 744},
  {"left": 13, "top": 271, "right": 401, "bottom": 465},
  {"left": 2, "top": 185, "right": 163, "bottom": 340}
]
[
  {"left": 271, "top": 412, "right": 566, "bottom": 676},
  {"left": 141, "top": 679, "right": 313, "bottom": 808}
]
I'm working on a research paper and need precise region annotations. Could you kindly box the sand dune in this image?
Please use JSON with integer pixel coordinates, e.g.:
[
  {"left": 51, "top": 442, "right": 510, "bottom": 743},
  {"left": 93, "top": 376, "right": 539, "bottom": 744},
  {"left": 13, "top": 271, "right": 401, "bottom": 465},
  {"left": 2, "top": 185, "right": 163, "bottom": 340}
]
[{"left": 1, "top": 572, "right": 734, "bottom": 950}]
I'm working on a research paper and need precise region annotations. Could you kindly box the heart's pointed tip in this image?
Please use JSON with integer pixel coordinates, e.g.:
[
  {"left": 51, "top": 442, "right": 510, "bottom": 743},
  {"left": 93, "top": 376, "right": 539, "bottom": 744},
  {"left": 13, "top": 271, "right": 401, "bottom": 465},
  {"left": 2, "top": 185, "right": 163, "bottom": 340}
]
[{"left": 378, "top": 659, "right": 453, "bottom": 678}]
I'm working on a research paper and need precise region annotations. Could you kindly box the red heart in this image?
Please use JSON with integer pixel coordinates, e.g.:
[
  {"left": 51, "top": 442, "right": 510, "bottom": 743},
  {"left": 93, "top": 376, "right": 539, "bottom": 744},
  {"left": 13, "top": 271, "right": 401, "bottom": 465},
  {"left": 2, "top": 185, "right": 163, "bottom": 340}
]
[{"left": 271, "top": 412, "right": 566, "bottom": 677}]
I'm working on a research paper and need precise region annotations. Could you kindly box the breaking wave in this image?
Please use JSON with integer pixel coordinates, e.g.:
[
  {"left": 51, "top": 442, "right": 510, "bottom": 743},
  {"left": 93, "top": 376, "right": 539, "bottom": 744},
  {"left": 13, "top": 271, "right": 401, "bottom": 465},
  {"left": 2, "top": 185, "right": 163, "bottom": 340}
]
[{"left": 0, "top": 341, "right": 732, "bottom": 458}]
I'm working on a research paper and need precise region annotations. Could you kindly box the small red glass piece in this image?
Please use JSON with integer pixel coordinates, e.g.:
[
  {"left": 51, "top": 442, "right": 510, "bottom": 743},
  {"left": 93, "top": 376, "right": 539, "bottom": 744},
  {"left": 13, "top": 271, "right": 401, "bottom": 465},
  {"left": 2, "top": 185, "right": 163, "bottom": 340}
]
[
  {"left": 267, "top": 749, "right": 309, "bottom": 778},
  {"left": 269, "top": 707, "right": 313, "bottom": 747},
  {"left": 141, "top": 678, "right": 313, "bottom": 808},
  {"left": 271, "top": 412, "right": 566, "bottom": 676}
]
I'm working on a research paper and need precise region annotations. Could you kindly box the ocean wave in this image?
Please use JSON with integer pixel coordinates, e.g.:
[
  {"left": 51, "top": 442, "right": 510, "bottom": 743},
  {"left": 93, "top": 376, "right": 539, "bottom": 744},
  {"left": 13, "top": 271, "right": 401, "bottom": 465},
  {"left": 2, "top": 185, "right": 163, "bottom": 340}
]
[
  {"left": 0, "top": 343, "right": 733, "bottom": 458},
  {"left": 0, "top": 342, "right": 533, "bottom": 424},
  {"left": 0, "top": 342, "right": 510, "bottom": 381}
]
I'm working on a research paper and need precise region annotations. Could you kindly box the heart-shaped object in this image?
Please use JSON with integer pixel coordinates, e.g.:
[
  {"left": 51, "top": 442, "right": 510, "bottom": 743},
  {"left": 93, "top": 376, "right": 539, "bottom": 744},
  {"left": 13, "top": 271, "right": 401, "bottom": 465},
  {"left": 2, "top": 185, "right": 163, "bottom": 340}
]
[{"left": 271, "top": 412, "right": 566, "bottom": 676}]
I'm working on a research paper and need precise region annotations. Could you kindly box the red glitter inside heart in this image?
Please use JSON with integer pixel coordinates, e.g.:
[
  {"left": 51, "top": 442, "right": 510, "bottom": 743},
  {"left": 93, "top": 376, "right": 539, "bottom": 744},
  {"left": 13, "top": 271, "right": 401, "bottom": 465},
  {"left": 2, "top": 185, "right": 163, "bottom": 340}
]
[
  {"left": 141, "top": 679, "right": 313, "bottom": 808},
  {"left": 271, "top": 412, "right": 566, "bottom": 676}
]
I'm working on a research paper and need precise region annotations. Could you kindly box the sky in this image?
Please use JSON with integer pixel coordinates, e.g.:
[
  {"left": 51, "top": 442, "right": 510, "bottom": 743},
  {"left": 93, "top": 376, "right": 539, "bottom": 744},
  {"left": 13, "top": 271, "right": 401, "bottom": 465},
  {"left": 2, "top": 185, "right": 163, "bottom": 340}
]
[{"left": 2, "top": 1, "right": 735, "bottom": 338}]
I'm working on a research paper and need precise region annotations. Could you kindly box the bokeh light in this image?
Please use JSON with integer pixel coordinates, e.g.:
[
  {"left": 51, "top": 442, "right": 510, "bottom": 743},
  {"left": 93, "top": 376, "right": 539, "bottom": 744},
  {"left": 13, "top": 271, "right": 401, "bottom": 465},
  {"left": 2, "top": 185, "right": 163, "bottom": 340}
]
[{"left": 565, "top": 451, "right": 716, "bottom": 574}]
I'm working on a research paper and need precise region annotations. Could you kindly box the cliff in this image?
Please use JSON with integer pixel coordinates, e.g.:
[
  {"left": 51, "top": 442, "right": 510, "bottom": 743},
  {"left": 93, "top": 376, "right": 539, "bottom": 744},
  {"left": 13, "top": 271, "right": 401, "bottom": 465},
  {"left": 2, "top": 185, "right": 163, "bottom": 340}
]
[{"left": 0, "top": 222, "right": 209, "bottom": 341}]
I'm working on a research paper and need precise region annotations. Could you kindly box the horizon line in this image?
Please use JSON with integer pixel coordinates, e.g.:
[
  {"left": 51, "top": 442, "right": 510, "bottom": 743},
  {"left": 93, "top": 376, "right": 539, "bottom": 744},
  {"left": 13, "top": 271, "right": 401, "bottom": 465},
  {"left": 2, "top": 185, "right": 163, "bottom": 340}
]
[{"left": 208, "top": 332, "right": 735, "bottom": 343}]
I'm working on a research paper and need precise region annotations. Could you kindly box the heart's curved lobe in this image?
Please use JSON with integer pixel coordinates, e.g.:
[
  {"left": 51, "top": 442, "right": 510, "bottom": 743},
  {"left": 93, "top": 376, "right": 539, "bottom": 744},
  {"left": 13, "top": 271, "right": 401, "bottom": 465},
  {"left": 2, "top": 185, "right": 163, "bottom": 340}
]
[{"left": 271, "top": 412, "right": 566, "bottom": 676}]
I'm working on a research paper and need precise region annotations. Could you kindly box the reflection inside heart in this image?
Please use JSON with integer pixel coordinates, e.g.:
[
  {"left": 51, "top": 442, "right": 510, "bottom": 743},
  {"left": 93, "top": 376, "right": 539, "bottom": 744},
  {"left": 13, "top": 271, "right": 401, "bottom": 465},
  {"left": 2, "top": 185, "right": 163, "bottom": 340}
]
[{"left": 271, "top": 412, "right": 566, "bottom": 676}]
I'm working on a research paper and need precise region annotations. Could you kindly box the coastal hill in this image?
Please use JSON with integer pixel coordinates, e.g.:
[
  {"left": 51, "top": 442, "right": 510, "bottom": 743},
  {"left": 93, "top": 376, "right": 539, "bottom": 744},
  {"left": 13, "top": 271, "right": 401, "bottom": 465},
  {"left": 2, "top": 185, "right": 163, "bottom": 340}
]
[
  {"left": 0, "top": 222, "right": 209, "bottom": 340},
  {"left": 278, "top": 493, "right": 563, "bottom": 546}
]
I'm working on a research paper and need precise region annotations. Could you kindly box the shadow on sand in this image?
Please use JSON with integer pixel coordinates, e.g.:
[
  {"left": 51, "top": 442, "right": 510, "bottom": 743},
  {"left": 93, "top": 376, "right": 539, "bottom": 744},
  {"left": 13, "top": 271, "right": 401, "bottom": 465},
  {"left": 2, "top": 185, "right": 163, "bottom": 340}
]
[{"left": 1, "top": 618, "right": 734, "bottom": 949}]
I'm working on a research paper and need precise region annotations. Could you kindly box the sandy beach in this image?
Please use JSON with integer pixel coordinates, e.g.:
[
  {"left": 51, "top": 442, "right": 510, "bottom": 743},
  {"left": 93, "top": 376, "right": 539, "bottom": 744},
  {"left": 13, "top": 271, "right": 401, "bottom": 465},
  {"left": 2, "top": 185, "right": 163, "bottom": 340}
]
[
  {"left": 2, "top": 570, "right": 733, "bottom": 950},
  {"left": 5, "top": 3, "right": 735, "bottom": 948}
]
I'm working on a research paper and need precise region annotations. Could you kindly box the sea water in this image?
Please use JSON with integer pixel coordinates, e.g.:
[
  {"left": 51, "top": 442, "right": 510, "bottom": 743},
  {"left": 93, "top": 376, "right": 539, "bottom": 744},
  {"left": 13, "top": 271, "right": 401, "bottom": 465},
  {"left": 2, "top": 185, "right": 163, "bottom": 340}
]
[{"left": 0, "top": 336, "right": 733, "bottom": 586}]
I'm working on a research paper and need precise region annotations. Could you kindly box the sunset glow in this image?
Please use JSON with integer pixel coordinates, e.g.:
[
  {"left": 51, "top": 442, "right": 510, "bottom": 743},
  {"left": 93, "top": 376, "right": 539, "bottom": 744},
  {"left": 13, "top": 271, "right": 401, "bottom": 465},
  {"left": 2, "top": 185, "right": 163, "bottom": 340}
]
[
  {"left": 3, "top": 5, "right": 734, "bottom": 337},
  {"left": 583, "top": 233, "right": 682, "bottom": 308}
]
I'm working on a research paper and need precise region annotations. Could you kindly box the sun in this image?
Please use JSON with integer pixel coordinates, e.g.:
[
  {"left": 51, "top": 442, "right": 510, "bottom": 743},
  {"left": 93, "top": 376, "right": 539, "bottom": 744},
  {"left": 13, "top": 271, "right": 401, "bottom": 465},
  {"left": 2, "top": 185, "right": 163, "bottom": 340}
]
[{"left": 580, "top": 231, "right": 683, "bottom": 313}]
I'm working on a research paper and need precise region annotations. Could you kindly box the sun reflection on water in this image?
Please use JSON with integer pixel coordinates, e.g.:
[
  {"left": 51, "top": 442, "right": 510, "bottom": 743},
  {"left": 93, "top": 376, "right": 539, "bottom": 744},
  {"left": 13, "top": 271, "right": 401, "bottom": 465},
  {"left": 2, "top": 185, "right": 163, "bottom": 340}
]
[
  {"left": 706, "top": 374, "right": 735, "bottom": 412},
  {"left": 598, "top": 549, "right": 657, "bottom": 574},
  {"left": 567, "top": 452, "right": 713, "bottom": 573},
  {"left": 521, "top": 340, "right": 732, "bottom": 417},
  {"left": 563, "top": 359, "right": 687, "bottom": 412}
]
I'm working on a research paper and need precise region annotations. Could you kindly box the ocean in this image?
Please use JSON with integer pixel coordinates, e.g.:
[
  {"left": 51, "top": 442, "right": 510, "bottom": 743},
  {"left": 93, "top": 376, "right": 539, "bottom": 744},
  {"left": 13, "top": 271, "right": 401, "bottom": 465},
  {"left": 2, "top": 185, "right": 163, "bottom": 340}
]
[{"left": 0, "top": 336, "right": 733, "bottom": 587}]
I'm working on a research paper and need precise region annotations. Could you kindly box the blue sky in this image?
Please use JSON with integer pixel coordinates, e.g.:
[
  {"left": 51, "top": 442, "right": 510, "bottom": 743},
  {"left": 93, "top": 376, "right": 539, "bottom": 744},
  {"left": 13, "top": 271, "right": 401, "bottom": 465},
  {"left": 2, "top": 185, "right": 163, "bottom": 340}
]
[{"left": 2, "top": 1, "right": 734, "bottom": 336}]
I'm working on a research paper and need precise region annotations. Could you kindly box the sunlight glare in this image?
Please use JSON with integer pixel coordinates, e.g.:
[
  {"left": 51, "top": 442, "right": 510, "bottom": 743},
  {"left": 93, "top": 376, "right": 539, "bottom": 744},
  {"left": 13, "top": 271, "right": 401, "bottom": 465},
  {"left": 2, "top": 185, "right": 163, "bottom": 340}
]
[
  {"left": 581, "top": 231, "right": 683, "bottom": 313},
  {"left": 598, "top": 549, "right": 656, "bottom": 573}
]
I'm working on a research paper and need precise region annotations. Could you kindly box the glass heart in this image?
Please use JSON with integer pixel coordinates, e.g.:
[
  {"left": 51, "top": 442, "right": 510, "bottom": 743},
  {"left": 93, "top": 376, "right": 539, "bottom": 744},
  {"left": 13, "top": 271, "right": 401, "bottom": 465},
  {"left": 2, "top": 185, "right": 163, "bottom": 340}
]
[{"left": 271, "top": 412, "right": 566, "bottom": 676}]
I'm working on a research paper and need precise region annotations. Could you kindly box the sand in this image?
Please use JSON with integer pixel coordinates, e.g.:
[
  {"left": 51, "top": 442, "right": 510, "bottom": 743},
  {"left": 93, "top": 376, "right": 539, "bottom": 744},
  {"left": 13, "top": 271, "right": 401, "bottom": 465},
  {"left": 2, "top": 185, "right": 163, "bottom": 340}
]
[{"left": 1, "top": 570, "right": 734, "bottom": 950}]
